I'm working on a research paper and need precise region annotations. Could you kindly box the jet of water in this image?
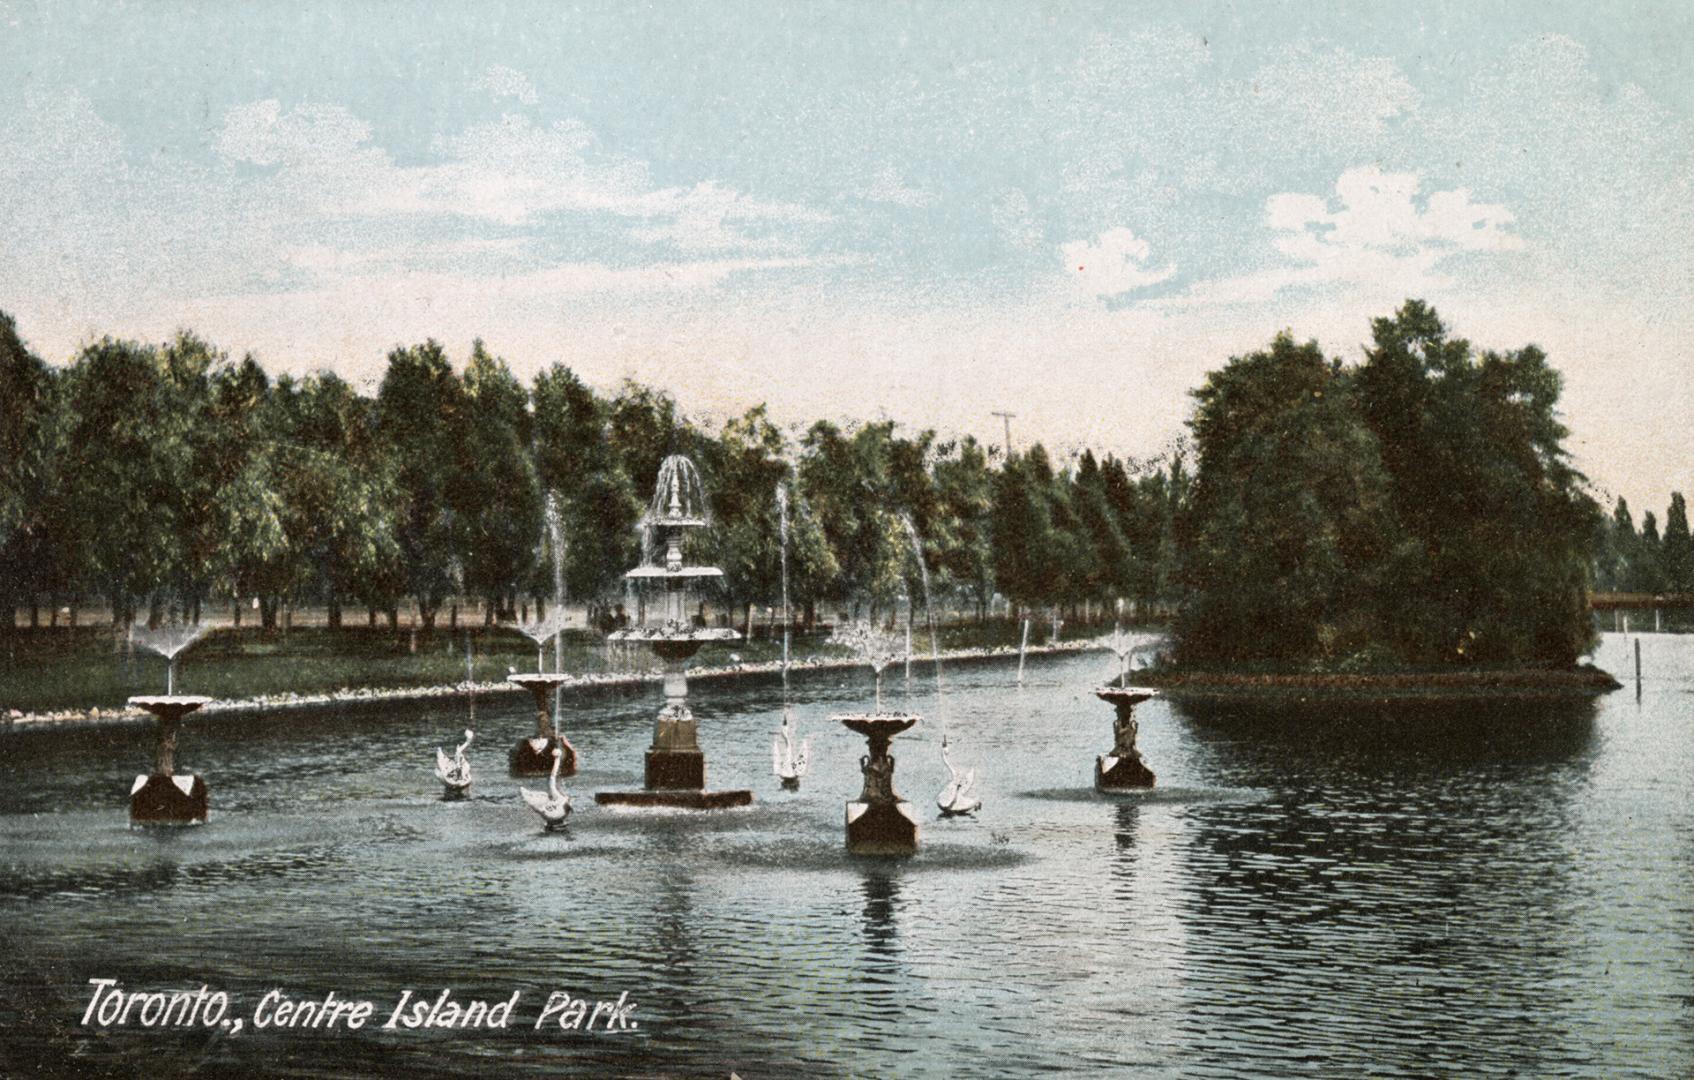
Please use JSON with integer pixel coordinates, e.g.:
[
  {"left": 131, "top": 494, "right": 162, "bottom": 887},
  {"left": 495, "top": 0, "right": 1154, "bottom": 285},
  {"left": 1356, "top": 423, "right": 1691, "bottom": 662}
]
[
  {"left": 517, "top": 608, "right": 570, "bottom": 672},
  {"left": 545, "top": 490, "right": 567, "bottom": 683},
  {"left": 776, "top": 482, "right": 791, "bottom": 696},
  {"left": 645, "top": 455, "right": 711, "bottom": 525},
  {"left": 831, "top": 621, "right": 903, "bottom": 714},
  {"left": 131, "top": 623, "right": 208, "bottom": 694},
  {"left": 897, "top": 513, "right": 942, "bottom": 702},
  {"left": 1099, "top": 625, "right": 1164, "bottom": 686}
]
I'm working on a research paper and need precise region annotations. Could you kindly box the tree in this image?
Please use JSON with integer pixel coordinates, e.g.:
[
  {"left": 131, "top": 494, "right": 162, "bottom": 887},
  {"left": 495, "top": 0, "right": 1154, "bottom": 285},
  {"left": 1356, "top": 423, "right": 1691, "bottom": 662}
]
[
  {"left": 267, "top": 373, "right": 402, "bottom": 628},
  {"left": 1662, "top": 493, "right": 1692, "bottom": 593},
  {"left": 1072, "top": 450, "right": 1134, "bottom": 607},
  {"left": 930, "top": 436, "right": 996, "bottom": 620},
  {"left": 1597, "top": 497, "right": 1637, "bottom": 592},
  {"left": 533, "top": 365, "right": 641, "bottom": 618},
  {"left": 1177, "top": 333, "right": 1400, "bottom": 664},
  {"left": 0, "top": 312, "right": 62, "bottom": 628},
  {"left": 59, "top": 338, "right": 198, "bottom": 626},
  {"left": 797, "top": 420, "right": 907, "bottom": 619},
  {"left": 1635, "top": 511, "right": 1667, "bottom": 594},
  {"left": 704, "top": 405, "right": 791, "bottom": 633},
  {"left": 990, "top": 448, "right": 1059, "bottom": 616},
  {"left": 1355, "top": 301, "right": 1600, "bottom": 664},
  {"left": 376, "top": 341, "right": 467, "bottom": 628},
  {"left": 456, "top": 342, "right": 541, "bottom": 623}
]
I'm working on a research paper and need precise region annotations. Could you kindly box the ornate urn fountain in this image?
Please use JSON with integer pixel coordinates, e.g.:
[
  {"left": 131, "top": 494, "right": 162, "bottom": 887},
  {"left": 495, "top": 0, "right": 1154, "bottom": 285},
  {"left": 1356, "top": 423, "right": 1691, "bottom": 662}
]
[
  {"left": 594, "top": 456, "right": 747, "bottom": 810},
  {"left": 127, "top": 625, "right": 213, "bottom": 824},
  {"left": 508, "top": 609, "right": 576, "bottom": 777},
  {"left": 833, "top": 623, "right": 920, "bottom": 855},
  {"left": 1094, "top": 686, "right": 1159, "bottom": 789}
]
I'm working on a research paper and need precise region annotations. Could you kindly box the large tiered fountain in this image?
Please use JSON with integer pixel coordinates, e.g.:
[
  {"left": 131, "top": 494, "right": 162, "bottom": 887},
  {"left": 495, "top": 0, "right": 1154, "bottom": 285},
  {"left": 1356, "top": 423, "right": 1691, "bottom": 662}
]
[
  {"left": 833, "top": 623, "right": 920, "bottom": 855},
  {"left": 127, "top": 625, "right": 213, "bottom": 824},
  {"left": 594, "top": 456, "right": 747, "bottom": 810}
]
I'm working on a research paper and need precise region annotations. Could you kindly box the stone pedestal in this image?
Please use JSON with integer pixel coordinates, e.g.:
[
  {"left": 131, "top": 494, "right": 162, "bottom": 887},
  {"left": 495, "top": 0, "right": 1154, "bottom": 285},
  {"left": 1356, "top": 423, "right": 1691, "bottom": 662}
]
[
  {"left": 130, "top": 773, "right": 208, "bottom": 823},
  {"left": 840, "top": 714, "right": 920, "bottom": 856},
  {"left": 1095, "top": 686, "right": 1159, "bottom": 790},
  {"left": 127, "top": 696, "right": 212, "bottom": 825},
  {"left": 508, "top": 674, "right": 576, "bottom": 778},
  {"left": 594, "top": 641, "right": 750, "bottom": 810}
]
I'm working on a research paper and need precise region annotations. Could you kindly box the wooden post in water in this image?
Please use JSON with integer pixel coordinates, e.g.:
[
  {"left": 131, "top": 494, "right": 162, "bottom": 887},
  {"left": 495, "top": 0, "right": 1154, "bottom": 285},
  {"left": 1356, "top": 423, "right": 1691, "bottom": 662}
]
[{"left": 1635, "top": 637, "right": 1642, "bottom": 699}]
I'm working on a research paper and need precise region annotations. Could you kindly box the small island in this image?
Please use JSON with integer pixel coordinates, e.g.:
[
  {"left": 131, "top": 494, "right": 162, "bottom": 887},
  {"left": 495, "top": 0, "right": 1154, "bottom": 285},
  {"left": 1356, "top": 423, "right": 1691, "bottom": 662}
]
[{"left": 1148, "top": 301, "right": 1618, "bottom": 697}]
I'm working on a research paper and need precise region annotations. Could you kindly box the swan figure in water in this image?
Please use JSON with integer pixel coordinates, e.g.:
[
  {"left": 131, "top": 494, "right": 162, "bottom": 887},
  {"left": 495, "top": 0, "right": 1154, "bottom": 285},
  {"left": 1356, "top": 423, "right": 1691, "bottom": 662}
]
[
  {"left": 519, "top": 746, "right": 572, "bottom": 829},
  {"left": 771, "top": 706, "right": 811, "bottom": 790},
  {"left": 937, "top": 733, "right": 981, "bottom": 816},
  {"left": 434, "top": 728, "right": 474, "bottom": 797}
]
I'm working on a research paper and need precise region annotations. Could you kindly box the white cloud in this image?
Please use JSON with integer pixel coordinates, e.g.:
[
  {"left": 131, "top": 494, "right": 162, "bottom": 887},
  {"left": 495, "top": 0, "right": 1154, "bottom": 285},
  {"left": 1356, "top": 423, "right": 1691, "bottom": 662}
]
[
  {"left": 1060, "top": 227, "right": 1175, "bottom": 298},
  {"left": 471, "top": 64, "right": 539, "bottom": 106},
  {"left": 205, "top": 103, "right": 828, "bottom": 257},
  {"left": 1167, "top": 166, "right": 1522, "bottom": 310}
]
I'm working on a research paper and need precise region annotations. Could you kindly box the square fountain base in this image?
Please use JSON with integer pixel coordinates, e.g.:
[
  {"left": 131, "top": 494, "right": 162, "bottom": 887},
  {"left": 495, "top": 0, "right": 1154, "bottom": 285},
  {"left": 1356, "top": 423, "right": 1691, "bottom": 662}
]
[
  {"left": 510, "top": 737, "right": 577, "bottom": 778},
  {"left": 130, "top": 773, "right": 207, "bottom": 825},
  {"left": 846, "top": 799, "right": 920, "bottom": 856},
  {"left": 1096, "top": 754, "right": 1156, "bottom": 790},
  {"left": 594, "top": 789, "right": 753, "bottom": 810},
  {"left": 643, "top": 748, "right": 705, "bottom": 790}
]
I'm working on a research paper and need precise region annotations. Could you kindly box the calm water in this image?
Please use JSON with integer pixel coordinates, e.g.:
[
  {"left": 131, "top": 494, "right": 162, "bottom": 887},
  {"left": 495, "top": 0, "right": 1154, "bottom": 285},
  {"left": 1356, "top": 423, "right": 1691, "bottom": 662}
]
[{"left": 1, "top": 633, "right": 1690, "bottom": 1078}]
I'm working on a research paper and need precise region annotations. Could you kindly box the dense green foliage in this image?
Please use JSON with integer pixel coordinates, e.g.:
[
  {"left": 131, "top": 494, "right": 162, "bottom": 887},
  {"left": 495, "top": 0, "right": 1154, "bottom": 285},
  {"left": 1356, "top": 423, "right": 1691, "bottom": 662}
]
[
  {"left": 1596, "top": 493, "right": 1694, "bottom": 595},
  {"left": 0, "top": 302, "right": 1613, "bottom": 671},
  {"left": 0, "top": 313, "right": 1182, "bottom": 631},
  {"left": 1177, "top": 301, "right": 1602, "bottom": 668}
]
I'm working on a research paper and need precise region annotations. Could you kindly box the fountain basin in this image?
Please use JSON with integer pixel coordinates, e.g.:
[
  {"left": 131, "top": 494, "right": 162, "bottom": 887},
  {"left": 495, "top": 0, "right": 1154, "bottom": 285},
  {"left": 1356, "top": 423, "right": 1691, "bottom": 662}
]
[
  {"left": 623, "top": 565, "right": 724, "bottom": 579},
  {"left": 128, "top": 695, "right": 214, "bottom": 721},
  {"left": 1095, "top": 686, "right": 1161, "bottom": 708},
  {"left": 837, "top": 714, "right": 919, "bottom": 750}
]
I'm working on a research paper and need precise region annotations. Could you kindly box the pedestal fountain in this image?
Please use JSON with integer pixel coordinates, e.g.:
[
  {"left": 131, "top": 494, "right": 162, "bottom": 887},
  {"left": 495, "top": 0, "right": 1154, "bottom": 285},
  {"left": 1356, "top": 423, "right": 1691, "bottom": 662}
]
[
  {"left": 595, "top": 456, "right": 747, "bottom": 810},
  {"left": 833, "top": 623, "right": 920, "bottom": 855},
  {"left": 1094, "top": 626, "right": 1161, "bottom": 790},
  {"left": 1094, "top": 686, "right": 1158, "bottom": 789},
  {"left": 127, "top": 625, "right": 213, "bottom": 824},
  {"left": 508, "top": 610, "right": 576, "bottom": 777}
]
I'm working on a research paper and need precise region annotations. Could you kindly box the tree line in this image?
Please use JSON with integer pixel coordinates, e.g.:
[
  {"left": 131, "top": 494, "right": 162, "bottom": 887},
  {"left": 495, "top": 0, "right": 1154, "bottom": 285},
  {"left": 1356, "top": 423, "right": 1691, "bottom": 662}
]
[
  {"left": 0, "top": 311, "right": 1187, "bottom": 634},
  {"left": 1596, "top": 494, "right": 1694, "bottom": 595}
]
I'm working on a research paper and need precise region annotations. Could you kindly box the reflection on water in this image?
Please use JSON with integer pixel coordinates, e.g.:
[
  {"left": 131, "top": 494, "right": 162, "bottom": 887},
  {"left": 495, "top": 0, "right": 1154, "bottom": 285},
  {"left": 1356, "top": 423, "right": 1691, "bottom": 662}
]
[{"left": 0, "top": 635, "right": 1690, "bottom": 1077}]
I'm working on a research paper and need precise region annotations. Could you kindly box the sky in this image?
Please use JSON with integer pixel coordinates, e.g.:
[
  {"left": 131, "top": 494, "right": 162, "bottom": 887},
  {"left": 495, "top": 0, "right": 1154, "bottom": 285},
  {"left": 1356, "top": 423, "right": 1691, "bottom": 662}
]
[{"left": 2, "top": 1, "right": 1690, "bottom": 514}]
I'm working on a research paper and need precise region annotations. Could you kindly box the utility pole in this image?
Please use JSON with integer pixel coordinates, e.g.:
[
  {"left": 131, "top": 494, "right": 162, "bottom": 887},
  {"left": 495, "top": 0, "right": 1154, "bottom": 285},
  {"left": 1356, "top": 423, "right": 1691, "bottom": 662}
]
[{"left": 992, "top": 411, "right": 1016, "bottom": 459}]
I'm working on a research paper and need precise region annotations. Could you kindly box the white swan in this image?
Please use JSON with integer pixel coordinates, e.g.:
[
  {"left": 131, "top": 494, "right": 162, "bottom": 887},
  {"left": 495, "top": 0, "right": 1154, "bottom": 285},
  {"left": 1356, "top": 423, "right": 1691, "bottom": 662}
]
[
  {"left": 937, "top": 733, "right": 981, "bottom": 816},
  {"left": 772, "top": 707, "right": 811, "bottom": 788},
  {"left": 519, "top": 746, "right": 572, "bottom": 829},
  {"left": 434, "top": 728, "right": 474, "bottom": 796}
]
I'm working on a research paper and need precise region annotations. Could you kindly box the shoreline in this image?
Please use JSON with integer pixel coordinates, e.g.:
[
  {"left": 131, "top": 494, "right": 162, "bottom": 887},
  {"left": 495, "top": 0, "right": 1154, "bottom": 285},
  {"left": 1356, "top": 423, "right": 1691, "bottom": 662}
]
[
  {"left": 1, "top": 639, "right": 1107, "bottom": 729},
  {"left": 1132, "top": 664, "right": 1622, "bottom": 700},
  {"left": 2, "top": 644, "right": 1629, "bottom": 728}
]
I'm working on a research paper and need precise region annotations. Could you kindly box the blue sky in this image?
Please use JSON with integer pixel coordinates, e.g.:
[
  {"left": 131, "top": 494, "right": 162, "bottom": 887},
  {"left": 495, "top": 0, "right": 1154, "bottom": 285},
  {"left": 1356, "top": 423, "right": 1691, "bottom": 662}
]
[{"left": 2, "top": 1, "right": 1690, "bottom": 511}]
